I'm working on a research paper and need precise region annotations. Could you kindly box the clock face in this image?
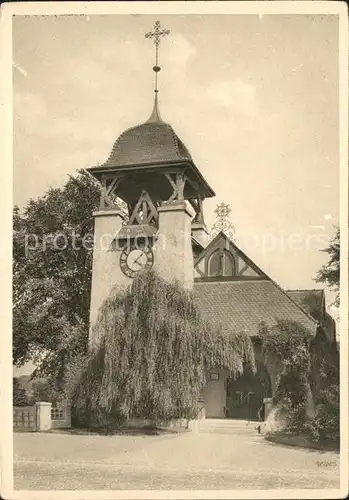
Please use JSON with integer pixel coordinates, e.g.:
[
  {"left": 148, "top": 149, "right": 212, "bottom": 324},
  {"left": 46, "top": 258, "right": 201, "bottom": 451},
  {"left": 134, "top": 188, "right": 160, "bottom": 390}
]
[{"left": 120, "top": 244, "right": 154, "bottom": 278}]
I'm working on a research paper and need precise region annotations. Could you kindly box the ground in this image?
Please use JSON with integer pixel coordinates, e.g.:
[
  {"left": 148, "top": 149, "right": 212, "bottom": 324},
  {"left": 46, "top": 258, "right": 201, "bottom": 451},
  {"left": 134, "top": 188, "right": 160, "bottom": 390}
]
[{"left": 14, "top": 425, "right": 340, "bottom": 491}]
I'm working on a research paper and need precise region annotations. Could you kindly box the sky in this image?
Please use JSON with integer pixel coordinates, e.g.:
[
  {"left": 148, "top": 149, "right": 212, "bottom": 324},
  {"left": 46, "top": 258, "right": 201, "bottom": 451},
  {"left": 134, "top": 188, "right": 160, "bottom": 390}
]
[{"left": 12, "top": 14, "right": 340, "bottom": 335}]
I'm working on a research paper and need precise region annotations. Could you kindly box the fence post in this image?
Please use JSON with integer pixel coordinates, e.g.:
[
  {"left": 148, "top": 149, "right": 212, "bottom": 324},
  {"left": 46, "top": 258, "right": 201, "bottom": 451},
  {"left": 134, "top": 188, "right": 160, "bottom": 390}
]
[{"left": 35, "top": 402, "right": 52, "bottom": 431}]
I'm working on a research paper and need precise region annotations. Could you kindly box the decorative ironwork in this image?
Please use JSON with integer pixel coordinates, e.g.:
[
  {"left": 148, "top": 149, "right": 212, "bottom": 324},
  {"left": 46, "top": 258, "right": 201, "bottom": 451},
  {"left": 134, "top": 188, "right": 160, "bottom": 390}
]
[
  {"left": 145, "top": 20, "right": 170, "bottom": 93},
  {"left": 145, "top": 20, "right": 170, "bottom": 49},
  {"left": 210, "top": 202, "right": 235, "bottom": 240}
]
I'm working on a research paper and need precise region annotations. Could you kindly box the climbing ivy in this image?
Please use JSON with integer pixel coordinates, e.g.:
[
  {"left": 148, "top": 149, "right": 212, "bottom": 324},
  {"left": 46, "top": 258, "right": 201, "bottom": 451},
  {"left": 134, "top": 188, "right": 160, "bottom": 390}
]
[{"left": 260, "top": 320, "right": 313, "bottom": 432}]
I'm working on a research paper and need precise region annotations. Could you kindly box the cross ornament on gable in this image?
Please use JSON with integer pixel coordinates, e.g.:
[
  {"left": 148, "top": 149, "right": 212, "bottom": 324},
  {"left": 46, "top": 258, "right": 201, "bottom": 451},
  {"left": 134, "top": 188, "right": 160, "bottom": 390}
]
[
  {"left": 214, "top": 202, "right": 232, "bottom": 226},
  {"left": 210, "top": 202, "right": 236, "bottom": 241}
]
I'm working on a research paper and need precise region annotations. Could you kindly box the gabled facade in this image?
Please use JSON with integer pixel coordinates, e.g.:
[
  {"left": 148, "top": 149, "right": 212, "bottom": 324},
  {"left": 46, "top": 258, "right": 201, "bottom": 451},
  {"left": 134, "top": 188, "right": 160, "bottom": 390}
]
[
  {"left": 189, "top": 231, "right": 331, "bottom": 420},
  {"left": 191, "top": 231, "right": 318, "bottom": 338},
  {"left": 193, "top": 231, "right": 270, "bottom": 281}
]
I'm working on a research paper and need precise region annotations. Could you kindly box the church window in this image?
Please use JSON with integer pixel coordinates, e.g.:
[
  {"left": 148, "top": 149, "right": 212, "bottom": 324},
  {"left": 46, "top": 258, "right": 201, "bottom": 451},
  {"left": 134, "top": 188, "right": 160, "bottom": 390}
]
[
  {"left": 223, "top": 249, "right": 235, "bottom": 276},
  {"left": 208, "top": 250, "right": 221, "bottom": 276},
  {"left": 207, "top": 249, "right": 236, "bottom": 277}
]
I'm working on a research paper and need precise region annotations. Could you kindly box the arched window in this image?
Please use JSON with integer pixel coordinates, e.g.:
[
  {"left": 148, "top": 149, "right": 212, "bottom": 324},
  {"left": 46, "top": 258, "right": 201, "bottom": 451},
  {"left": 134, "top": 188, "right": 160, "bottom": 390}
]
[
  {"left": 207, "top": 249, "right": 236, "bottom": 277},
  {"left": 208, "top": 250, "right": 221, "bottom": 276},
  {"left": 223, "top": 249, "right": 235, "bottom": 276}
]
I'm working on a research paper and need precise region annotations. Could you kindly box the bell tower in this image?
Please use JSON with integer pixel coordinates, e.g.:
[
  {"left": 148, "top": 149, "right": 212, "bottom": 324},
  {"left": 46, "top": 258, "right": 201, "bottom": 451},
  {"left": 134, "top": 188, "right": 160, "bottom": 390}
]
[{"left": 87, "top": 21, "right": 215, "bottom": 344}]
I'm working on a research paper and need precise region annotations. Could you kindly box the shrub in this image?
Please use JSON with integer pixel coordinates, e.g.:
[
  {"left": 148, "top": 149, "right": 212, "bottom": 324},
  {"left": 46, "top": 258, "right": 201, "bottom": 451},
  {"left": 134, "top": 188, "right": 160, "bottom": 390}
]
[
  {"left": 272, "top": 371, "right": 308, "bottom": 433},
  {"left": 306, "top": 384, "right": 340, "bottom": 447},
  {"left": 261, "top": 320, "right": 312, "bottom": 432}
]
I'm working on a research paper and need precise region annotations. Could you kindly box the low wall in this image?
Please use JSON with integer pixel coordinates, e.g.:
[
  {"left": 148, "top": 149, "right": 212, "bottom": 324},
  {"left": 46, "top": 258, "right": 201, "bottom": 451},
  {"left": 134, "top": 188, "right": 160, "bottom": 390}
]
[{"left": 13, "top": 401, "right": 71, "bottom": 432}]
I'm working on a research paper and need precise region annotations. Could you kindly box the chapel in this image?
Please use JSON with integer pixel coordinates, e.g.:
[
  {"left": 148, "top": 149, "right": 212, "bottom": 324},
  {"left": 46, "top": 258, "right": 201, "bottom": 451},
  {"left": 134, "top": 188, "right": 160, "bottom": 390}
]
[{"left": 87, "top": 21, "right": 337, "bottom": 421}]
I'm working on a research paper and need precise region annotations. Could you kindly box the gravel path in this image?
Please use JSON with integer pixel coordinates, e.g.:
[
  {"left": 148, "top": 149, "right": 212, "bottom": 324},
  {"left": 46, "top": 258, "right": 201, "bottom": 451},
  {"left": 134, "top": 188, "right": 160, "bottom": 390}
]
[{"left": 13, "top": 430, "right": 340, "bottom": 490}]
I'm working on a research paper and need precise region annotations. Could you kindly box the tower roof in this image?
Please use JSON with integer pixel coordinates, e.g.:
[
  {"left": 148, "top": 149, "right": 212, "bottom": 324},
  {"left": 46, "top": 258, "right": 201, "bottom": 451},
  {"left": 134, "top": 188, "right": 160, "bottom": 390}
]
[
  {"left": 87, "top": 94, "right": 215, "bottom": 199},
  {"left": 99, "top": 97, "right": 192, "bottom": 169},
  {"left": 87, "top": 21, "right": 215, "bottom": 199}
]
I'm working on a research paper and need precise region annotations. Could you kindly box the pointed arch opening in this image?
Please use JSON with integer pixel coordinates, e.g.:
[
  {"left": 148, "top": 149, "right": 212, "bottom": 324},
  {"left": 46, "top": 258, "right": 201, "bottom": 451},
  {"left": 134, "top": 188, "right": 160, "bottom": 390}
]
[{"left": 207, "top": 249, "right": 236, "bottom": 277}]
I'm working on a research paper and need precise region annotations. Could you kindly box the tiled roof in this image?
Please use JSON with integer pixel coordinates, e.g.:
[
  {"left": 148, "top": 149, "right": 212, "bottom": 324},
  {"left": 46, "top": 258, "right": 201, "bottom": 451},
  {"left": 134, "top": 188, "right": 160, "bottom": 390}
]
[
  {"left": 101, "top": 121, "right": 192, "bottom": 168},
  {"left": 87, "top": 97, "right": 215, "bottom": 198},
  {"left": 193, "top": 280, "right": 318, "bottom": 337},
  {"left": 286, "top": 289, "right": 324, "bottom": 320}
]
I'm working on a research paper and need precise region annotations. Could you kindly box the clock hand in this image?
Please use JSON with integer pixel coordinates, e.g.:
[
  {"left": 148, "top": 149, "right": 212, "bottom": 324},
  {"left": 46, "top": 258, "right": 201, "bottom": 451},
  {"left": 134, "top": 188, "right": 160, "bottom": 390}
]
[{"left": 134, "top": 253, "right": 145, "bottom": 266}]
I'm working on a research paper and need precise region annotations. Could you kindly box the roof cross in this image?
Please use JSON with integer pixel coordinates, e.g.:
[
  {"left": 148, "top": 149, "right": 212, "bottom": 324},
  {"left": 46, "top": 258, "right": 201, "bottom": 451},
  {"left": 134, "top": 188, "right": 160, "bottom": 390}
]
[{"left": 145, "top": 20, "right": 170, "bottom": 93}]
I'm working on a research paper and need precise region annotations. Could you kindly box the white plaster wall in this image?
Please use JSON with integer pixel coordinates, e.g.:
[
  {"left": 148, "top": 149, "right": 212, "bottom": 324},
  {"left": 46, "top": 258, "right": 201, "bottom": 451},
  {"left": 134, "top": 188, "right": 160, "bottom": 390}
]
[
  {"left": 154, "top": 201, "right": 194, "bottom": 290},
  {"left": 237, "top": 256, "right": 259, "bottom": 277},
  {"left": 203, "top": 369, "right": 228, "bottom": 418},
  {"left": 35, "top": 402, "right": 52, "bottom": 431},
  {"left": 89, "top": 210, "right": 131, "bottom": 345},
  {"left": 240, "top": 266, "right": 259, "bottom": 278}
]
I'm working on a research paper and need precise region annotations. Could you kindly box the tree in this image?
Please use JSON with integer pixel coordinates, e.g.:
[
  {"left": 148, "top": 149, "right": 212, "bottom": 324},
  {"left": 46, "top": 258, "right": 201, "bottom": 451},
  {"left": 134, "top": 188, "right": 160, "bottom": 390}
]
[
  {"left": 13, "top": 377, "right": 29, "bottom": 407},
  {"left": 316, "top": 227, "right": 340, "bottom": 306},
  {"left": 71, "top": 270, "right": 255, "bottom": 427},
  {"left": 30, "top": 377, "right": 63, "bottom": 405},
  {"left": 13, "top": 169, "right": 101, "bottom": 375}
]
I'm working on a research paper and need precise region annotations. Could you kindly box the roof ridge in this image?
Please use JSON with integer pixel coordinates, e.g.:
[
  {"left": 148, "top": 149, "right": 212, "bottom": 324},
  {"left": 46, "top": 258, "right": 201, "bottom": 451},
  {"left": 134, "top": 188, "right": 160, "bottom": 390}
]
[{"left": 166, "top": 123, "right": 189, "bottom": 160}]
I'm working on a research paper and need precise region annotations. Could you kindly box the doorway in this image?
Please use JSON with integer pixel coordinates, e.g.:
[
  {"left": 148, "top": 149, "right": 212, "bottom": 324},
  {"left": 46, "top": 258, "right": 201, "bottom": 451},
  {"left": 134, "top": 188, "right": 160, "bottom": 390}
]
[{"left": 225, "top": 362, "right": 271, "bottom": 420}]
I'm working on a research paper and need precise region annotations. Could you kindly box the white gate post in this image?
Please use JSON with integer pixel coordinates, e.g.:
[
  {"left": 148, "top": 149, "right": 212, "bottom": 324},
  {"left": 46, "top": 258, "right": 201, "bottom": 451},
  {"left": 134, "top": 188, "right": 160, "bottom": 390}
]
[{"left": 35, "top": 402, "right": 52, "bottom": 431}]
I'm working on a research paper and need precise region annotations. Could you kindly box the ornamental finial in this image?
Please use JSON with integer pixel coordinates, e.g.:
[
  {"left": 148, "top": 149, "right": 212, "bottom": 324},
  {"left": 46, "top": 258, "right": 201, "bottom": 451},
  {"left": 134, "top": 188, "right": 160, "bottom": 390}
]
[
  {"left": 145, "top": 20, "right": 170, "bottom": 94},
  {"left": 210, "top": 202, "right": 236, "bottom": 241}
]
